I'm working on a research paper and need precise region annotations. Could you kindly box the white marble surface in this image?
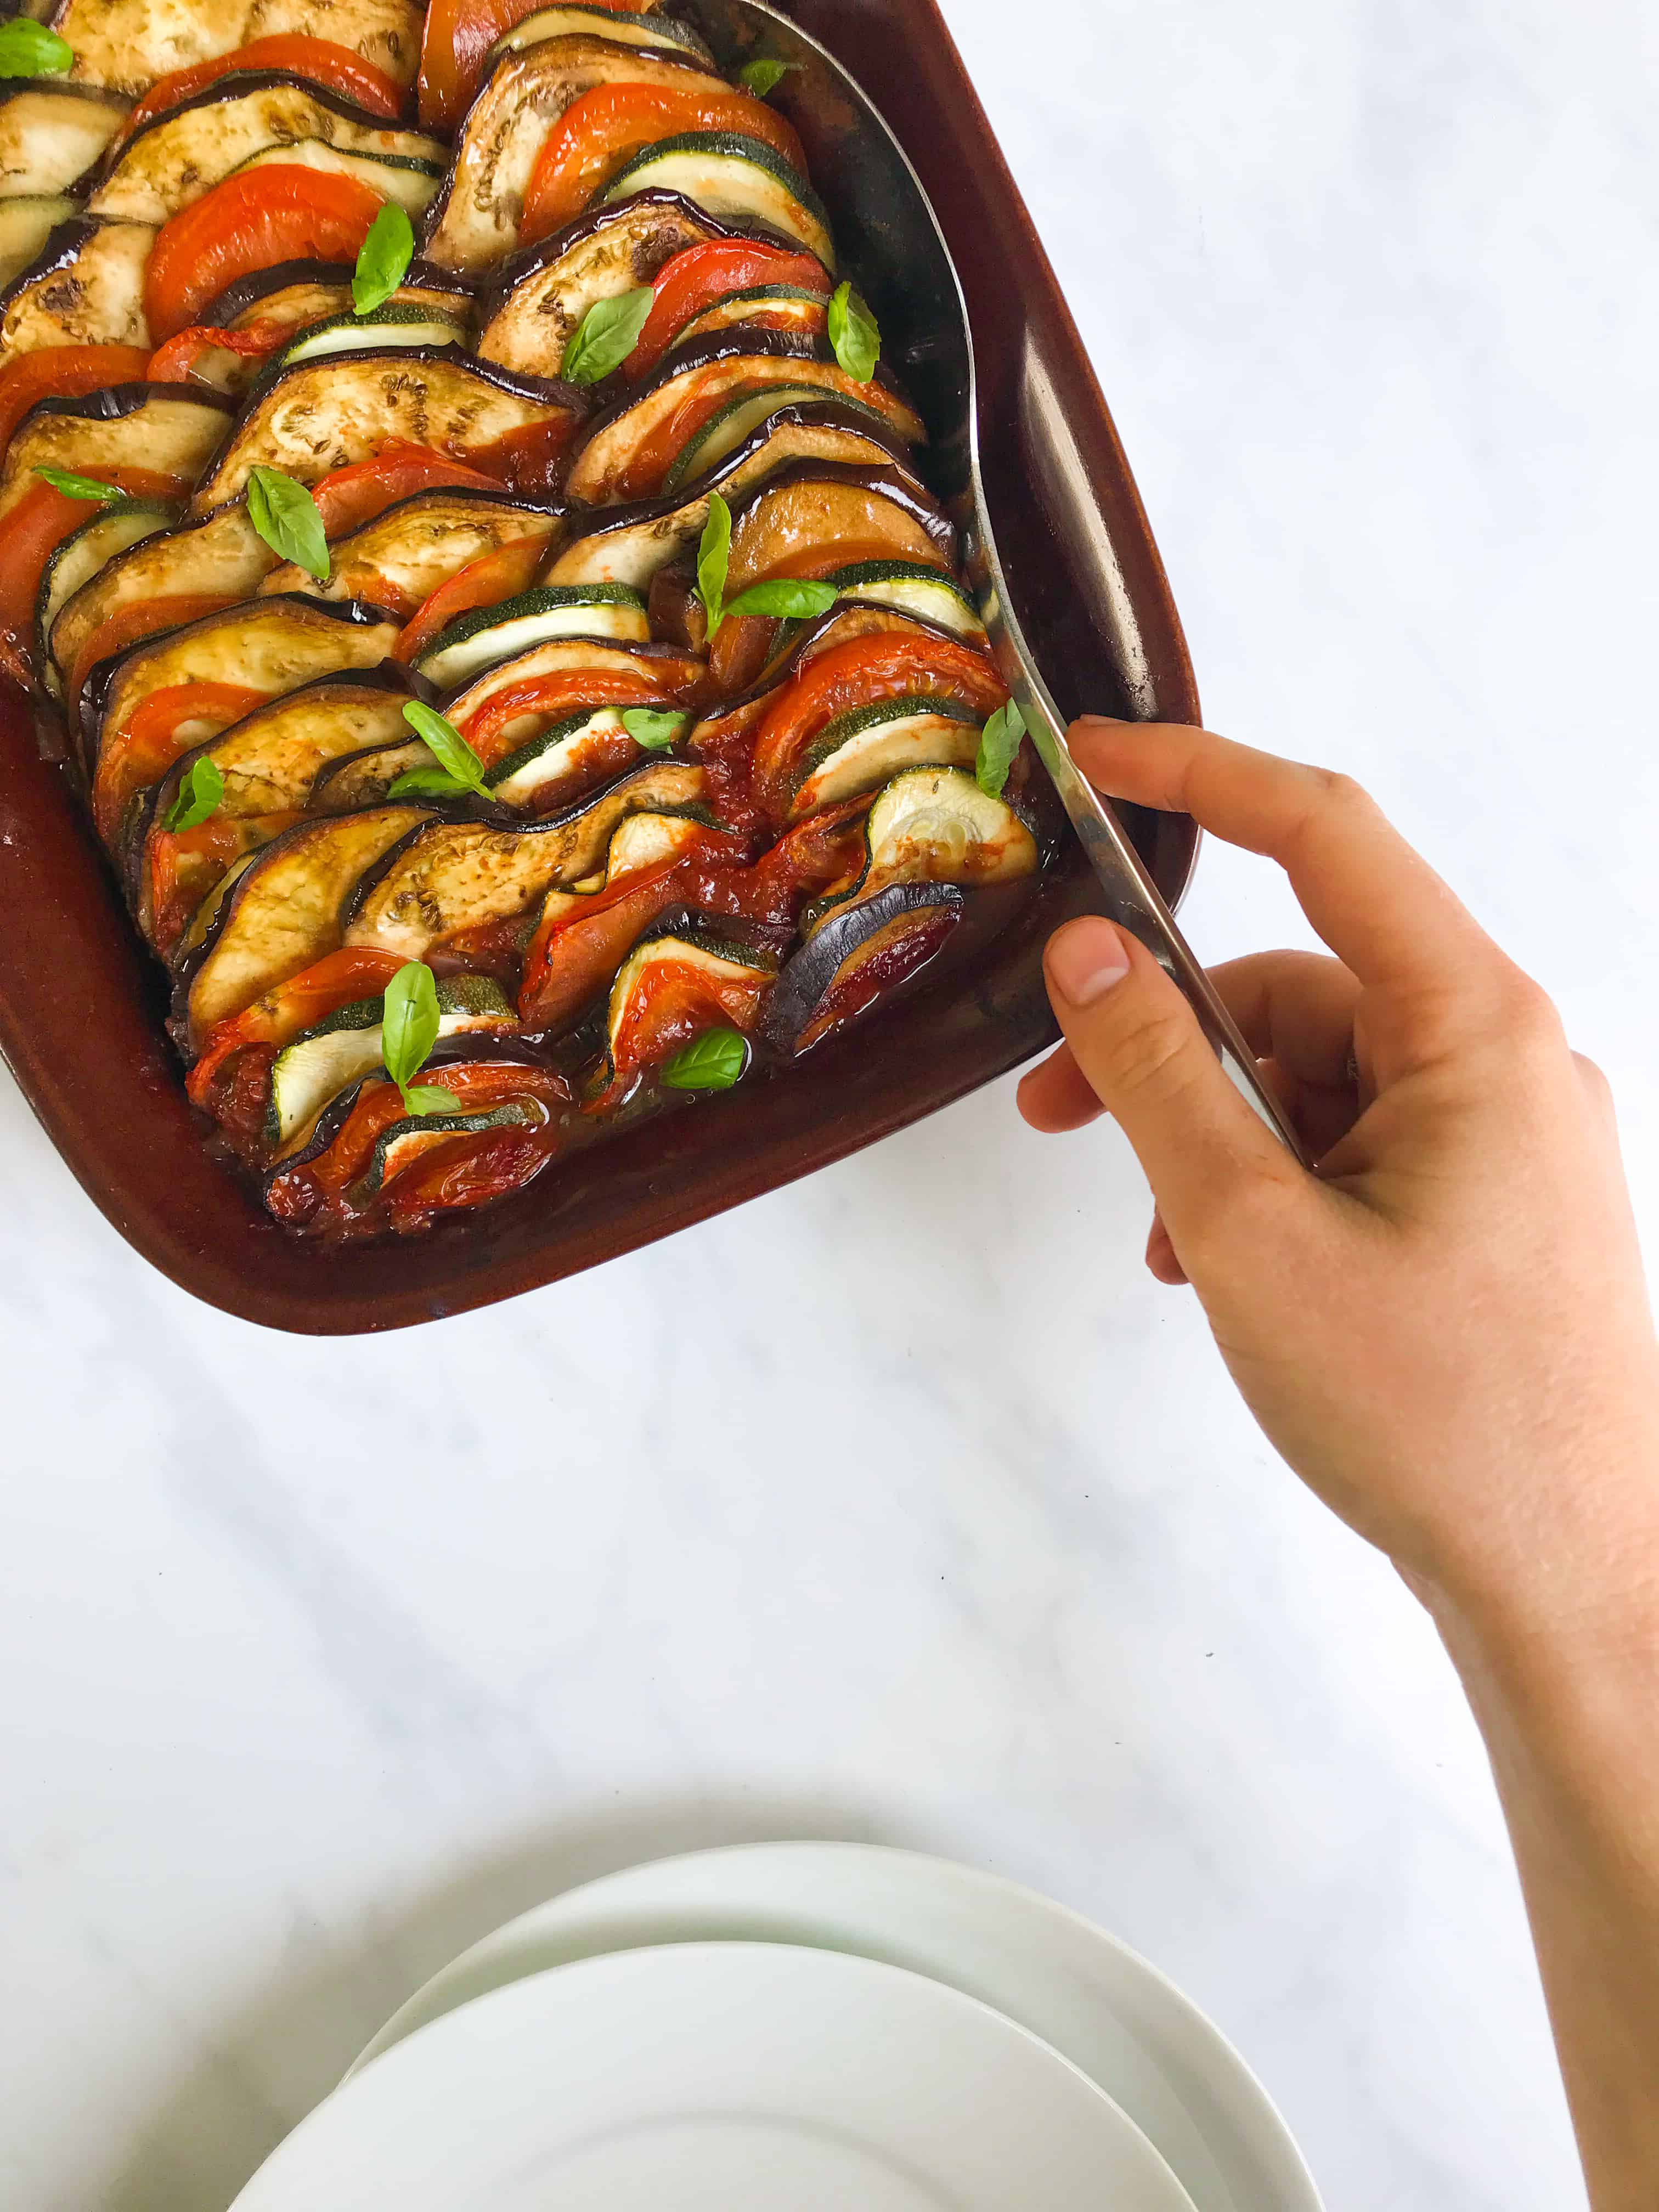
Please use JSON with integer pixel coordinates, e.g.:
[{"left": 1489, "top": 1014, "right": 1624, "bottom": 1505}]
[{"left": 2, "top": 2, "right": 1655, "bottom": 2207}]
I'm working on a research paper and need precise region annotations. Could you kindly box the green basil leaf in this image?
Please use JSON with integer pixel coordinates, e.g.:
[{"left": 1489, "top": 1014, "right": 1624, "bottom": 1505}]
[
  {"left": 399, "top": 1083, "right": 454, "bottom": 1118},
  {"left": 162, "top": 755, "right": 224, "bottom": 832},
  {"left": 33, "top": 466, "right": 123, "bottom": 503},
  {"left": 737, "top": 57, "right": 798, "bottom": 97},
  {"left": 402, "top": 699, "right": 489, "bottom": 793},
  {"left": 974, "top": 699, "right": 1026, "bottom": 799},
  {"left": 245, "top": 465, "right": 329, "bottom": 580},
  {"left": 388, "top": 766, "right": 475, "bottom": 800},
  {"left": 723, "top": 578, "right": 837, "bottom": 623},
  {"left": 561, "top": 285, "right": 655, "bottom": 384},
  {"left": 826, "top": 280, "right": 880, "bottom": 382},
  {"left": 620, "top": 706, "right": 687, "bottom": 751},
  {"left": 661, "top": 1025, "right": 749, "bottom": 1091},
  {"left": 351, "top": 201, "right": 414, "bottom": 316},
  {"left": 381, "top": 961, "right": 441, "bottom": 1097},
  {"left": 0, "top": 19, "right": 72, "bottom": 75},
  {"left": 696, "top": 488, "right": 732, "bottom": 636}
]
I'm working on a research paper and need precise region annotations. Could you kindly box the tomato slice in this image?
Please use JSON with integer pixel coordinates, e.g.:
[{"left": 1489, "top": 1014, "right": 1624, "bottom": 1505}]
[
  {"left": 309, "top": 441, "right": 506, "bottom": 539},
  {"left": 0, "top": 345, "right": 153, "bottom": 460},
  {"left": 418, "top": 0, "right": 645, "bottom": 133},
  {"left": 609, "top": 359, "right": 915, "bottom": 503},
  {"left": 145, "top": 166, "right": 386, "bottom": 341},
  {"left": 520, "top": 82, "right": 807, "bottom": 243},
  {"left": 93, "top": 680, "right": 269, "bottom": 845},
  {"left": 464, "top": 415, "right": 578, "bottom": 499},
  {"left": 374, "top": 1125, "right": 558, "bottom": 1234},
  {"left": 188, "top": 947, "right": 409, "bottom": 1106},
  {"left": 628, "top": 241, "right": 827, "bottom": 377},
  {"left": 394, "top": 534, "right": 549, "bottom": 664},
  {"left": 0, "top": 468, "right": 187, "bottom": 689},
  {"left": 147, "top": 809, "right": 301, "bottom": 960},
  {"left": 117, "top": 37, "right": 404, "bottom": 145},
  {"left": 751, "top": 633, "right": 1008, "bottom": 823},
  {"left": 459, "top": 664, "right": 702, "bottom": 763},
  {"left": 65, "top": 592, "right": 238, "bottom": 725},
  {"left": 599, "top": 951, "right": 769, "bottom": 1108},
  {"left": 145, "top": 319, "right": 288, "bottom": 390},
  {"left": 704, "top": 539, "right": 929, "bottom": 695}
]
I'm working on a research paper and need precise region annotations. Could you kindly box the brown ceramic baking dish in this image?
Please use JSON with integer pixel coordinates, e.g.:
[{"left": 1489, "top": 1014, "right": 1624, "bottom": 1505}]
[{"left": 0, "top": 0, "right": 1199, "bottom": 1333}]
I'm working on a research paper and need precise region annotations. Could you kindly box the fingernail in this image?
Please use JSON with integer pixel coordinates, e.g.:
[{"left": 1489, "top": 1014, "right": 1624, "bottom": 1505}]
[{"left": 1046, "top": 917, "right": 1131, "bottom": 1005}]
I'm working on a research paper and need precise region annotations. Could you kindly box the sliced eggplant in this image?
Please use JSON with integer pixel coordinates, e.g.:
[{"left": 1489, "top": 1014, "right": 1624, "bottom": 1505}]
[
  {"left": 598, "top": 134, "right": 834, "bottom": 269},
  {"left": 43, "top": 0, "right": 425, "bottom": 97},
  {"left": 765, "top": 881, "right": 967, "bottom": 1053},
  {"left": 356, "top": 1100, "right": 544, "bottom": 1197},
  {"left": 49, "top": 501, "right": 273, "bottom": 698},
  {"left": 477, "top": 191, "right": 769, "bottom": 376},
  {"left": 804, "top": 767, "right": 1039, "bottom": 933},
  {"left": 200, "top": 256, "right": 472, "bottom": 336},
  {"left": 149, "top": 669, "right": 420, "bottom": 821},
  {"left": 0, "top": 383, "right": 230, "bottom": 530},
  {"left": 725, "top": 464, "right": 956, "bottom": 592},
  {"left": 267, "top": 974, "right": 518, "bottom": 1149},
  {"left": 669, "top": 282, "right": 830, "bottom": 355},
  {"left": 421, "top": 36, "right": 728, "bottom": 275},
  {"left": 602, "top": 927, "right": 774, "bottom": 1077},
  {"left": 786, "top": 695, "right": 983, "bottom": 820},
  {"left": 222, "top": 135, "right": 445, "bottom": 218},
  {"left": 0, "top": 216, "right": 153, "bottom": 360},
  {"left": 87, "top": 77, "right": 445, "bottom": 224},
  {"left": 190, "top": 351, "right": 584, "bottom": 515},
  {"left": 259, "top": 487, "right": 561, "bottom": 608},
  {"left": 342, "top": 758, "right": 707, "bottom": 960},
  {"left": 0, "top": 194, "right": 77, "bottom": 288},
  {"left": 414, "top": 584, "right": 650, "bottom": 689},
  {"left": 261, "top": 302, "right": 469, "bottom": 377},
  {"left": 0, "top": 82, "right": 127, "bottom": 197},
  {"left": 488, "top": 6, "right": 715, "bottom": 68},
  {"left": 184, "top": 804, "right": 435, "bottom": 1045},
  {"left": 565, "top": 331, "right": 924, "bottom": 504},
  {"left": 34, "top": 495, "right": 173, "bottom": 681}
]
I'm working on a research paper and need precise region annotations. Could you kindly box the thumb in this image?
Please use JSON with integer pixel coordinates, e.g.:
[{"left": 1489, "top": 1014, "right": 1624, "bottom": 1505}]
[{"left": 1041, "top": 916, "right": 1295, "bottom": 1257}]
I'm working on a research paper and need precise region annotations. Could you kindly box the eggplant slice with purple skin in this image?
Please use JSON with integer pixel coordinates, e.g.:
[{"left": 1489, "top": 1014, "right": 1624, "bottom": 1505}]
[
  {"left": 38, "top": 0, "right": 425, "bottom": 97},
  {"left": 0, "top": 81, "right": 129, "bottom": 198},
  {"left": 0, "top": 382, "right": 232, "bottom": 537},
  {"left": 764, "top": 880, "right": 968, "bottom": 1054},
  {"left": 0, "top": 216, "right": 154, "bottom": 362},
  {"left": 258, "top": 486, "right": 565, "bottom": 607},
  {"left": 199, "top": 256, "right": 475, "bottom": 338}
]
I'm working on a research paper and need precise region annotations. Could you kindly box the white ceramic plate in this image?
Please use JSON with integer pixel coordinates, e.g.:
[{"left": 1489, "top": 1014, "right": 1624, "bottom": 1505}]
[
  {"left": 236, "top": 1940, "right": 1196, "bottom": 2210},
  {"left": 348, "top": 1842, "right": 1321, "bottom": 2212}
]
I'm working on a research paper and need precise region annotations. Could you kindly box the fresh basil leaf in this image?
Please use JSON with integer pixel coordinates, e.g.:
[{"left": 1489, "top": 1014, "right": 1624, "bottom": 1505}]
[
  {"left": 620, "top": 707, "right": 687, "bottom": 751},
  {"left": 399, "top": 1083, "right": 454, "bottom": 1118},
  {"left": 402, "top": 699, "right": 488, "bottom": 794},
  {"left": 351, "top": 201, "right": 414, "bottom": 316},
  {"left": 162, "top": 755, "right": 224, "bottom": 832},
  {"left": 827, "top": 280, "right": 880, "bottom": 382},
  {"left": 33, "top": 466, "right": 123, "bottom": 503},
  {"left": 388, "top": 766, "right": 475, "bottom": 799},
  {"left": 975, "top": 699, "right": 1026, "bottom": 799},
  {"left": 723, "top": 578, "right": 837, "bottom": 623},
  {"left": 661, "top": 1025, "right": 749, "bottom": 1091},
  {"left": 381, "top": 961, "right": 442, "bottom": 1102},
  {"left": 245, "top": 465, "right": 329, "bottom": 581},
  {"left": 696, "top": 488, "right": 732, "bottom": 636},
  {"left": 561, "top": 285, "right": 655, "bottom": 385},
  {"left": 0, "top": 19, "right": 72, "bottom": 75},
  {"left": 737, "top": 57, "right": 797, "bottom": 97}
]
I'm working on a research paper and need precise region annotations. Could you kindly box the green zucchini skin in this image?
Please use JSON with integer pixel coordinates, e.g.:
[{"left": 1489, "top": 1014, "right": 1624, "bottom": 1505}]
[
  {"left": 414, "top": 586, "right": 652, "bottom": 689},
  {"left": 600, "top": 133, "right": 835, "bottom": 269}
]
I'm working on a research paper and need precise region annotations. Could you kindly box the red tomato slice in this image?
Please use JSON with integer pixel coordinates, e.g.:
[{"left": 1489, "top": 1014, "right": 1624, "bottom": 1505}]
[
  {"left": 520, "top": 82, "right": 807, "bottom": 243},
  {"left": 93, "top": 680, "right": 269, "bottom": 845},
  {"left": 704, "top": 537, "right": 944, "bottom": 695},
  {"left": 628, "top": 241, "right": 827, "bottom": 377},
  {"left": 374, "top": 1125, "right": 558, "bottom": 1234},
  {"left": 393, "top": 535, "right": 550, "bottom": 664},
  {"left": 65, "top": 592, "right": 239, "bottom": 725},
  {"left": 145, "top": 319, "right": 288, "bottom": 390},
  {"left": 751, "top": 633, "right": 1008, "bottom": 823},
  {"left": 117, "top": 37, "right": 404, "bottom": 145},
  {"left": 597, "top": 952, "right": 769, "bottom": 1110},
  {"left": 188, "top": 947, "right": 410, "bottom": 1106},
  {"left": 465, "top": 416, "right": 579, "bottom": 499},
  {"left": 0, "top": 468, "right": 187, "bottom": 689},
  {"left": 0, "top": 345, "right": 153, "bottom": 459},
  {"left": 610, "top": 359, "right": 914, "bottom": 503},
  {"left": 459, "top": 665, "right": 702, "bottom": 764},
  {"left": 145, "top": 166, "right": 386, "bottom": 341},
  {"left": 418, "top": 0, "right": 645, "bottom": 134},
  {"left": 309, "top": 441, "right": 507, "bottom": 538}
]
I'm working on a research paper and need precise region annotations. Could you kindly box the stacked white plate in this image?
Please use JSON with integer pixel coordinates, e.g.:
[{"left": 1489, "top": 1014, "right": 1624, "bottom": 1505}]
[{"left": 229, "top": 1843, "right": 1322, "bottom": 2210}]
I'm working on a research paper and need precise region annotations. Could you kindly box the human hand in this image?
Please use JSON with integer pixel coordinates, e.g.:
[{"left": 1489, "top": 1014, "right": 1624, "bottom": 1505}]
[{"left": 1017, "top": 718, "right": 1659, "bottom": 1621}]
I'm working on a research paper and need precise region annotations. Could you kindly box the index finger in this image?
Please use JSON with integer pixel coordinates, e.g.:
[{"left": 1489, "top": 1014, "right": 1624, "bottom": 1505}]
[{"left": 1069, "top": 718, "right": 1503, "bottom": 1005}]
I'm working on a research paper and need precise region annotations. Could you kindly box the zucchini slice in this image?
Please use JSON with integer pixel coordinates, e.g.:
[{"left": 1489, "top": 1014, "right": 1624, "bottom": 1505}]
[
  {"left": 0, "top": 384, "right": 230, "bottom": 532},
  {"left": 811, "top": 558, "right": 984, "bottom": 641},
  {"left": 488, "top": 6, "right": 715, "bottom": 67},
  {"left": 422, "top": 36, "right": 730, "bottom": 275},
  {"left": 485, "top": 704, "right": 640, "bottom": 808},
  {"left": 87, "top": 78, "right": 445, "bottom": 225},
  {"left": 0, "top": 194, "right": 76, "bottom": 290},
  {"left": 0, "top": 216, "right": 153, "bottom": 361},
  {"left": 189, "top": 352, "right": 584, "bottom": 515},
  {"left": 414, "top": 584, "right": 650, "bottom": 689},
  {"left": 787, "top": 695, "right": 984, "bottom": 820},
  {"left": 35, "top": 496, "right": 174, "bottom": 682},
  {"left": 43, "top": 0, "right": 425, "bottom": 97},
  {"left": 261, "top": 303, "right": 470, "bottom": 377},
  {"left": 341, "top": 758, "right": 707, "bottom": 960},
  {"left": 660, "top": 382, "right": 894, "bottom": 495},
  {"left": 225, "top": 136, "right": 445, "bottom": 219},
  {"left": 0, "top": 83, "right": 127, "bottom": 198},
  {"left": 438, "top": 634, "right": 702, "bottom": 749},
  {"left": 600, "top": 134, "right": 834, "bottom": 269},
  {"left": 184, "top": 805, "right": 435, "bottom": 1045},
  {"left": 267, "top": 974, "right": 518, "bottom": 1148},
  {"left": 49, "top": 502, "right": 274, "bottom": 698},
  {"left": 357, "top": 1101, "right": 544, "bottom": 1197},
  {"left": 805, "top": 768, "right": 1039, "bottom": 933},
  {"left": 477, "top": 192, "right": 752, "bottom": 377},
  {"left": 669, "top": 282, "right": 830, "bottom": 355},
  {"left": 260, "top": 487, "right": 561, "bottom": 609}
]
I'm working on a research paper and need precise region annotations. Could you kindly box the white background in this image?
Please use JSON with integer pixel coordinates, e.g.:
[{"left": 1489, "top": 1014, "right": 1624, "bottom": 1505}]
[{"left": 4, "top": 1, "right": 1656, "bottom": 2205}]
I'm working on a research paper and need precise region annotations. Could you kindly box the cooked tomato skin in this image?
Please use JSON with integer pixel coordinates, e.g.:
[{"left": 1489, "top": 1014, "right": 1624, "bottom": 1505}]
[
  {"left": 64, "top": 593, "right": 238, "bottom": 726},
  {"left": 460, "top": 663, "right": 704, "bottom": 761},
  {"left": 417, "top": 0, "right": 645, "bottom": 133},
  {"left": 520, "top": 82, "right": 807, "bottom": 242},
  {"left": 375, "top": 1127, "right": 558, "bottom": 1233},
  {"left": 145, "top": 320, "right": 287, "bottom": 390},
  {"left": 0, "top": 345, "right": 153, "bottom": 459},
  {"left": 145, "top": 167, "right": 387, "bottom": 341},
  {"left": 188, "top": 948, "right": 409, "bottom": 1104},
  {"left": 117, "top": 38, "right": 405, "bottom": 144},
  {"left": 0, "top": 466, "right": 188, "bottom": 691},
  {"left": 628, "top": 241, "right": 827, "bottom": 377},
  {"left": 465, "top": 416, "right": 578, "bottom": 499},
  {"left": 309, "top": 442, "right": 507, "bottom": 538},
  {"left": 605, "top": 360, "right": 916, "bottom": 503},
  {"left": 597, "top": 953, "right": 770, "bottom": 1110},
  {"left": 92, "top": 680, "right": 269, "bottom": 845},
  {"left": 394, "top": 536, "right": 548, "bottom": 663}
]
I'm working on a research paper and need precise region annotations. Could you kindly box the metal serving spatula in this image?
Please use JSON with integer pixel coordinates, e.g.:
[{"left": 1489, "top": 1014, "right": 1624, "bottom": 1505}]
[{"left": 685, "top": 0, "right": 1306, "bottom": 1158}]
